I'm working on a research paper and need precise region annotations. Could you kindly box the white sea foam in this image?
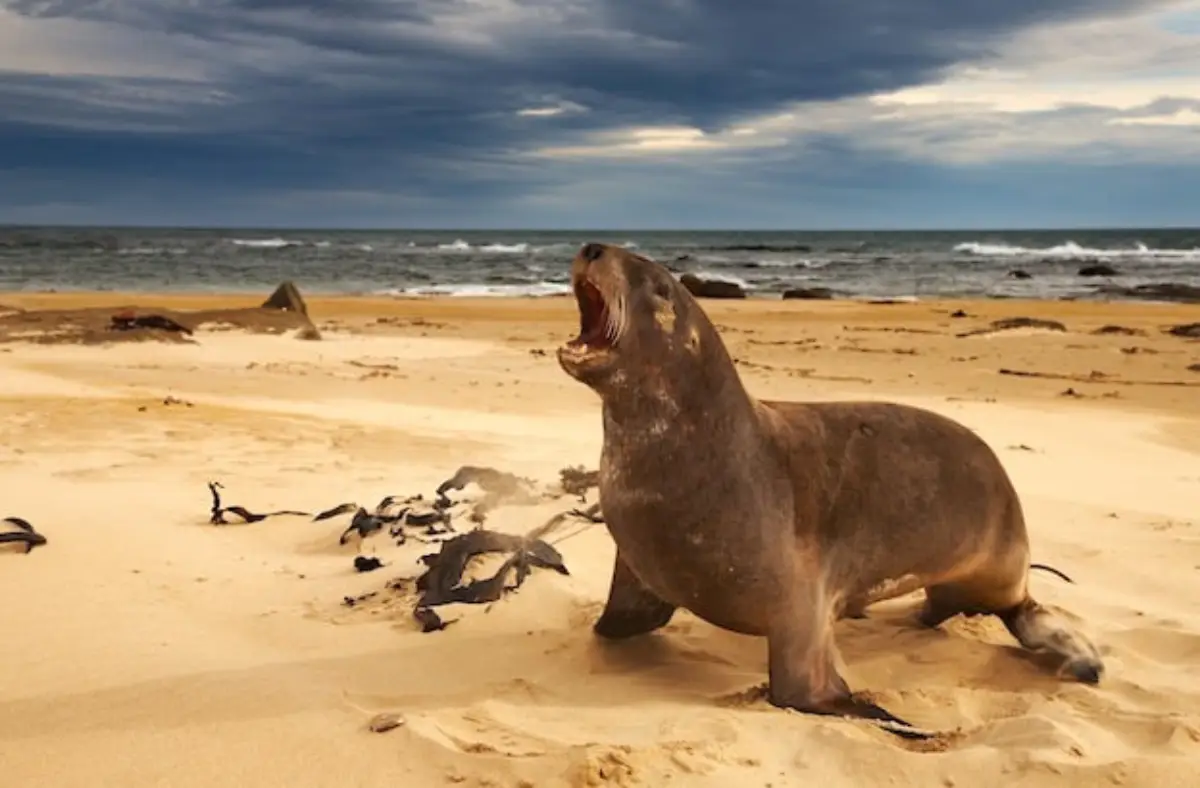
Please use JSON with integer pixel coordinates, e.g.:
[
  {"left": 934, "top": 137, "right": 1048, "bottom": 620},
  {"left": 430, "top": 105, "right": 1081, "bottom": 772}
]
[
  {"left": 745, "top": 257, "right": 827, "bottom": 269},
  {"left": 229, "top": 238, "right": 294, "bottom": 249},
  {"left": 480, "top": 243, "right": 529, "bottom": 253},
  {"left": 692, "top": 269, "right": 751, "bottom": 287},
  {"left": 954, "top": 241, "right": 1200, "bottom": 260},
  {"left": 379, "top": 282, "right": 572, "bottom": 298},
  {"left": 429, "top": 241, "right": 531, "bottom": 253},
  {"left": 118, "top": 247, "right": 187, "bottom": 256}
]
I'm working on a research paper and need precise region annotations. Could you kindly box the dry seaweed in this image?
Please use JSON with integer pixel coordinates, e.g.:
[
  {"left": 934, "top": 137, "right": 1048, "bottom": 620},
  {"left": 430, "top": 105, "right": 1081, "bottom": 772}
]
[
  {"left": 407, "top": 506, "right": 602, "bottom": 633},
  {"left": 559, "top": 465, "right": 599, "bottom": 501},
  {"left": 315, "top": 493, "right": 455, "bottom": 545},
  {"left": 206, "top": 481, "right": 309, "bottom": 524},
  {"left": 354, "top": 556, "right": 385, "bottom": 573},
  {"left": 957, "top": 317, "right": 1067, "bottom": 338},
  {"left": 110, "top": 312, "right": 193, "bottom": 334},
  {"left": 1, "top": 516, "right": 47, "bottom": 553}
]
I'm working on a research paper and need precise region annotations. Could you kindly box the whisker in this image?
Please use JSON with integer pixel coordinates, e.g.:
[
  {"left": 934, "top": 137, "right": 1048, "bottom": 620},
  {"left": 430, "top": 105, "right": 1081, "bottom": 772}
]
[{"left": 611, "top": 291, "right": 627, "bottom": 345}]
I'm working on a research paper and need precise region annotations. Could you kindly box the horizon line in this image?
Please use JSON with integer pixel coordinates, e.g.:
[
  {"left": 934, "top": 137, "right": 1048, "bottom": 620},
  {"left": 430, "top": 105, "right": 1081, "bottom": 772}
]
[{"left": 2, "top": 223, "right": 1198, "bottom": 234}]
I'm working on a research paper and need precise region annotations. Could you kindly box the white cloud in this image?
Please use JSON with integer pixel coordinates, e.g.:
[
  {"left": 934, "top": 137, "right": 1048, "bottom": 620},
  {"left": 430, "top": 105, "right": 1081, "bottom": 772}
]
[
  {"left": 0, "top": 8, "right": 208, "bottom": 80},
  {"left": 1109, "top": 107, "right": 1200, "bottom": 125},
  {"left": 516, "top": 100, "right": 588, "bottom": 117},
  {"left": 532, "top": 1, "right": 1200, "bottom": 165}
]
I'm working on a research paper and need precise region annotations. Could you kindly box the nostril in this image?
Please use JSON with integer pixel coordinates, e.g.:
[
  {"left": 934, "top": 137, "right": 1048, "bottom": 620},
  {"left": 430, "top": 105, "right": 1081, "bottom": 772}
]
[{"left": 579, "top": 242, "right": 605, "bottom": 262}]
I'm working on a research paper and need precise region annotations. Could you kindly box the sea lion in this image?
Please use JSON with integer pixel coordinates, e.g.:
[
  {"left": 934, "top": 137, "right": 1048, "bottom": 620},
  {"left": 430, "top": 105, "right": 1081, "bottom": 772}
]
[{"left": 556, "top": 242, "right": 1104, "bottom": 739}]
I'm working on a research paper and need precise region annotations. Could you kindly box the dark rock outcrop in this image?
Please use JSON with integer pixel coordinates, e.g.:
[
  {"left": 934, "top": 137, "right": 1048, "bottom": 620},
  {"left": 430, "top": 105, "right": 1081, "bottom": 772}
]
[
  {"left": 1094, "top": 283, "right": 1200, "bottom": 304},
  {"left": 262, "top": 281, "right": 309, "bottom": 315},
  {"left": 678, "top": 274, "right": 747, "bottom": 299},
  {"left": 782, "top": 287, "right": 834, "bottom": 300},
  {"left": 1078, "top": 264, "right": 1119, "bottom": 277}
]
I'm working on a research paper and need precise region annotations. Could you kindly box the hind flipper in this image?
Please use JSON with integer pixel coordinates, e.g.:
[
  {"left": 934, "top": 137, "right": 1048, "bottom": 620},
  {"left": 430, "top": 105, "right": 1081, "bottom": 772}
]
[{"left": 999, "top": 598, "right": 1104, "bottom": 683}]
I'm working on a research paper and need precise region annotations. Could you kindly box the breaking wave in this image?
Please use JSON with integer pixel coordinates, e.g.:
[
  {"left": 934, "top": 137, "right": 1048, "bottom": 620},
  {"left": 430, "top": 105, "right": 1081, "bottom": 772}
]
[
  {"left": 378, "top": 281, "right": 572, "bottom": 298},
  {"left": 954, "top": 241, "right": 1200, "bottom": 260}
]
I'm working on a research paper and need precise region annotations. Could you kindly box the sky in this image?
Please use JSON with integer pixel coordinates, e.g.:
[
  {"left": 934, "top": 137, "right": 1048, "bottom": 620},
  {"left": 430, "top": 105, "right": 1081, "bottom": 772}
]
[{"left": 1, "top": 0, "right": 1199, "bottom": 230}]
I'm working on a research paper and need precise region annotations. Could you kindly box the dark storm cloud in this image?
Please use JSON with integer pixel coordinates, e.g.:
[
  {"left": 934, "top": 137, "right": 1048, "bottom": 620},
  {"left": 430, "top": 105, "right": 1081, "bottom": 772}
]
[
  {"left": 0, "top": 0, "right": 1184, "bottom": 225},
  {"left": 9, "top": 1, "right": 1168, "bottom": 124}
]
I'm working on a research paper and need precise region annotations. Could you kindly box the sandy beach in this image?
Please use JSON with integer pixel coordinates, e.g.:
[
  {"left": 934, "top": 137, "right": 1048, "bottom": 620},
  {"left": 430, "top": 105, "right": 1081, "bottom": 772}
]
[{"left": 1, "top": 291, "right": 1198, "bottom": 787}]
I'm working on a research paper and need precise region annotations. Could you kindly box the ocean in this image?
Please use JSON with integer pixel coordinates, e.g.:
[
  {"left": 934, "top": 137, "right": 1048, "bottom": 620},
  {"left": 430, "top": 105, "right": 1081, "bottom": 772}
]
[{"left": 1, "top": 226, "right": 1198, "bottom": 301}]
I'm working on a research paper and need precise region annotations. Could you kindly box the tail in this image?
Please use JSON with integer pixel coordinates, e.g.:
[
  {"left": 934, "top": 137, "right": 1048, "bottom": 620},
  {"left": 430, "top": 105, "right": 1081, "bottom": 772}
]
[{"left": 1030, "top": 563, "right": 1074, "bottom": 584}]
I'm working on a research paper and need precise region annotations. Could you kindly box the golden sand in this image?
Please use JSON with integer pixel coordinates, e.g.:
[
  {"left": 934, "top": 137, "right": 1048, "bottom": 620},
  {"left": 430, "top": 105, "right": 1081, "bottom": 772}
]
[{"left": 1, "top": 291, "right": 1197, "bottom": 786}]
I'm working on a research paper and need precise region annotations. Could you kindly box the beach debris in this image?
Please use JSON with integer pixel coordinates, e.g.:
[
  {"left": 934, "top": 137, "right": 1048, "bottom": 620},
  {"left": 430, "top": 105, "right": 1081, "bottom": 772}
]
[
  {"left": 1188, "top": 363, "right": 1200, "bottom": 374},
  {"left": 368, "top": 712, "right": 405, "bottom": 733},
  {"left": 1, "top": 517, "right": 47, "bottom": 553},
  {"left": 406, "top": 505, "right": 601, "bottom": 633},
  {"left": 294, "top": 325, "right": 322, "bottom": 341},
  {"left": 342, "top": 591, "right": 378, "bottom": 608},
  {"left": 1167, "top": 323, "right": 1200, "bottom": 339},
  {"left": 1078, "top": 264, "right": 1119, "bottom": 277},
  {"left": 315, "top": 494, "right": 455, "bottom": 545},
  {"left": 958, "top": 317, "right": 1067, "bottom": 338},
  {"left": 199, "top": 464, "right": 603, "bottom": 630},
  {"left": 110, "top": 311, "right": 193, "bottom": 335},
  {"left": 950, "top": 309, "right": 969, "bottom": 318},
  {"left": 340, "top": 508, "right": 389, "bottom": 545},
  {"left": 261, "top": 280, "right": 308, "bottom": 315},
  {"left": 569, "top": 502, "right": 604, "bottom": 523},
  {"left": 435, "top": 465, "right": 544, "bottom": 522},
  {"left": 1092, "top": 325, "right": 1144, "bottom": 337},
  {"left": 998, "top": 368, "right": 1200, "bottom": 388},
  {"left": 1029, "top": 563, "right": 1075, "bottom": 583},
  {"left": 1, "top": 282, "right": 318, "bottom": 346},
  {"left": 206, "top": 481, "right": 310, "bottom": 525},
  {"left": 559, "top": 465, "right": 599, "bottom": 501},
  {"left": 354, "top": 556, "right": 385, "bottom": 573},
  {"left": 1007, "top": 269, "right": 1032, "bottom": 280},
  {"left": 1095, "top": 283, "right": 1200, "bottom": 304},
  {"left": 412, "top": 606, "right": 454, "bottom": 633},
  {"left": 436, "top": 465, "right": 538, "bottom": 504}
]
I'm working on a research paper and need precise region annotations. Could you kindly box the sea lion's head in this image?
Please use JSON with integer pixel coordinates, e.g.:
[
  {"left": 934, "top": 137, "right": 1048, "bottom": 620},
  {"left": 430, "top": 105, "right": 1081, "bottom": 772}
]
[{"left": 557, "top": 242, "right": 723, "bottom": 398}]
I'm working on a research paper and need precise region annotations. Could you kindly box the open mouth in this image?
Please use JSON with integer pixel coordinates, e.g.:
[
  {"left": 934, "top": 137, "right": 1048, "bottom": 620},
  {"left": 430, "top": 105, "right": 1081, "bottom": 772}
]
[{"left": 567, "top": 277, "right": 614, "bottom": 351}]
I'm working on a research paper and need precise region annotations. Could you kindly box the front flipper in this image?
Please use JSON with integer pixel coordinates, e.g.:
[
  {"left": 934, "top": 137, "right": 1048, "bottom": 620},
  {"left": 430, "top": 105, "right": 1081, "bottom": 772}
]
[
  {"left": 593, "top": 551, "right": 676, "bottom": 639},
  {"left": 767, "top": 586, "right": 935, "bottom": 741}
]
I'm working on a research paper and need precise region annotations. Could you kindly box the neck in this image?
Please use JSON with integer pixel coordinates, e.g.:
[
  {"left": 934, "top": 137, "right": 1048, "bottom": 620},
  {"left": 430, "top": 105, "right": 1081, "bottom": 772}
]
[{"left": 599, "top": 353, "right": 757, "bottom": 434}]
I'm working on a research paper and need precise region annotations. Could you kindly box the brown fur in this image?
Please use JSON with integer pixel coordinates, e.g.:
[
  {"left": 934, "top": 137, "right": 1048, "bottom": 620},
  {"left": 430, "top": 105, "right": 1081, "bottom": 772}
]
[{"left": 557, "top": 242, "right": 1104, "bottom": 739}]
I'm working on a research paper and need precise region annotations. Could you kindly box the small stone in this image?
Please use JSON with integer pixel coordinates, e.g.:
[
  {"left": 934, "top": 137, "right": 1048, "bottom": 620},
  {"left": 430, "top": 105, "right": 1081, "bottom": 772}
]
[{"left": 368, "top": 712, "right": 405, "bottom": 733}]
